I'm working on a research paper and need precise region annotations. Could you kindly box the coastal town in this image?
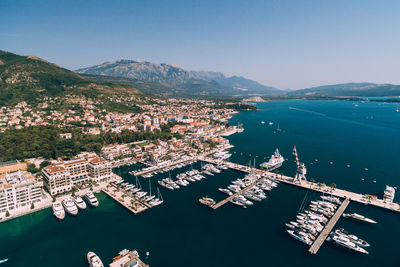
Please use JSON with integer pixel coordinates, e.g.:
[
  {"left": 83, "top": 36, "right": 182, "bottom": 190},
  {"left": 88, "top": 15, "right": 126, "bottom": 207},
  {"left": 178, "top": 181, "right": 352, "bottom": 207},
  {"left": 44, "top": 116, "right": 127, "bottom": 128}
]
[
  {"left": 1, "top": 93, "right": 399, "bottom": 266},
  {"left": 0, "top": 96, "right": 242, "bottom": 220}
]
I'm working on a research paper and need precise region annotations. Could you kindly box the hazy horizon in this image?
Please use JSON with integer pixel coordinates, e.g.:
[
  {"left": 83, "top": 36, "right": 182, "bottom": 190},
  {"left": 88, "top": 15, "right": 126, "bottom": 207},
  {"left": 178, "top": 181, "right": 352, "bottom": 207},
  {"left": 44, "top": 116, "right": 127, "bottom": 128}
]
[{"left": 1, "top": 0, "right": 400, "bottom": 89}]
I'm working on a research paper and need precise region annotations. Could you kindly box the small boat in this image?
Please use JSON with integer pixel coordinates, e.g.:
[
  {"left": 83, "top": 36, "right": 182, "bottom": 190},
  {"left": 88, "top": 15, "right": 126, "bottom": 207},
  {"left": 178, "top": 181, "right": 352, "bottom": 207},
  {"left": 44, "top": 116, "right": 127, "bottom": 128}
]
[
  {"left": 218, "top": 188, "right": 232, "bottom": 195},
  {"left": 199, "top": 197, "right": 216, "bottom": 207},
  {"left": 203, "top": 170, "right": 214, "bottom": 176},
  {"left": 343, "top": 213, "right": 377, "bottom": 224},
  {"left": 87, "top": 251, "right": 104, "bottom": 267},
  {"left": 261, "top": 121, "right": 265, "bottom": 124},
  {"left": 230, "top": 198, "right": 246, "bottom": 208},
  {"left": 0, "top": 259, "right": 8, "bottom": 264},
  {"left": 319, "top": 196, "right": 342, "bottom": 204}
]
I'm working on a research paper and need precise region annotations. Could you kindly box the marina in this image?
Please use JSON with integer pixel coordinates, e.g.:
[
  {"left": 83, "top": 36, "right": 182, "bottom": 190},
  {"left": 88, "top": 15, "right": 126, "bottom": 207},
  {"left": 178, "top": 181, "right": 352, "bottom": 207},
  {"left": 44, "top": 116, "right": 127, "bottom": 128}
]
[
  {"left": 0, "top": 100, "right": 399, "bottom": 266},
  {"left": 200, "top": 157, "right": 400, "bottom": 213},
  {"left": 308, "top": 198, "right": 350, "bottom": 254}
]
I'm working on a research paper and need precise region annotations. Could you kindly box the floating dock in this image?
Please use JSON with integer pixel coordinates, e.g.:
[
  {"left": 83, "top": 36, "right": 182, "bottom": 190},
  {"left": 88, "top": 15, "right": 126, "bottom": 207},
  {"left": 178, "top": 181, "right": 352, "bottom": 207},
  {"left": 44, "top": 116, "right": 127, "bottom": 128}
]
[{"left": 308, "top": 197, "right": 350, "bottom": 254}]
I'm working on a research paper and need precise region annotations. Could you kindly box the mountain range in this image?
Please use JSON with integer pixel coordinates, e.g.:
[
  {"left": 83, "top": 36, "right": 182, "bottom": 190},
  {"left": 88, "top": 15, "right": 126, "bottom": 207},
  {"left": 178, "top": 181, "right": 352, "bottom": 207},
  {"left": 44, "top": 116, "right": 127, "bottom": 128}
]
[
  {"left": 1, "top": 50, "right": 400, "bottom": 106},
  {"left": 287, "top": 83, "right": 400, "bottom": 97},
  {"left": 77, "top": 59, "right": 400, "bottom": 98},
  {"left": 76, "top": 60, "right": 280, "bottom": 97}
]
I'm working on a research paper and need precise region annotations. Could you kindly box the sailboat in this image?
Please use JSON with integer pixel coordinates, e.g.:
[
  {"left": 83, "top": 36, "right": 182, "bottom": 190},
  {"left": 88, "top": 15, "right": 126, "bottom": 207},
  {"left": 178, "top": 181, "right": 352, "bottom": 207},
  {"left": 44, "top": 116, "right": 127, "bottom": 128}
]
[
  {"left": 274, "top": 123, "right": 282, "bottom": 133},
  {"left": 145, "top": 179, "right": 155, "bottom": 202},
  {"left": 149, "top": 187, "right": 164, "bottom": 206}
]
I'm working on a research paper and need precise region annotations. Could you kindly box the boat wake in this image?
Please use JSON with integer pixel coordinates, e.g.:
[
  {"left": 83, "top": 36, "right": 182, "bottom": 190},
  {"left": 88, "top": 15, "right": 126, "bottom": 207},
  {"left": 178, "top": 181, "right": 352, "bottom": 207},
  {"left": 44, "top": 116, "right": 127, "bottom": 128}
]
[{"left": 288, "top": 107, "right": 327, "bottom": 117}]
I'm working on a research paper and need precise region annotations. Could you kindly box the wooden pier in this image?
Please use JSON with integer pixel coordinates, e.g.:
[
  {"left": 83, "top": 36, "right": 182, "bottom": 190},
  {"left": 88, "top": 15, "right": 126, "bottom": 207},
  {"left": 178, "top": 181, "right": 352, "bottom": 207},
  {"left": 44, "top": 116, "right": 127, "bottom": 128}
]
[
  {"left": 308, "top": 197, "right": 350, "bottom": 254},
  {"left": 212, "top": 177, "right": 266, "bottom": 209}
]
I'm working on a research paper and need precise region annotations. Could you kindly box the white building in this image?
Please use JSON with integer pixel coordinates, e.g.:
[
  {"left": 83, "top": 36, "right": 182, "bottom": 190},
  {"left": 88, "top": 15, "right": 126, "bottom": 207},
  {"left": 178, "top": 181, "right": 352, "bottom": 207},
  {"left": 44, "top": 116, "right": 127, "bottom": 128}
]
[
  {"left": 0, "top": 170, "right": 43, "bottom": 213},
  {"left": 87, "top": 157, "right": 112, "bottom": 183},
  {"left": 42, "top": 156, "right": 112, "bottom": 195},
  {"left": 42, "top": 164, "right": 72, "bottom": 195}
]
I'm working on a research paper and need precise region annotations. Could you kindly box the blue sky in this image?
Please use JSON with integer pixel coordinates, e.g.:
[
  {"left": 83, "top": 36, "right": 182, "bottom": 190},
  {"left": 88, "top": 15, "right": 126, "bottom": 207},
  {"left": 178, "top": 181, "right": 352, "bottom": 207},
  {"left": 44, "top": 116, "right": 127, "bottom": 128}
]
[{"left": 1, "top": 0, "right": 400, "bottom": 89}]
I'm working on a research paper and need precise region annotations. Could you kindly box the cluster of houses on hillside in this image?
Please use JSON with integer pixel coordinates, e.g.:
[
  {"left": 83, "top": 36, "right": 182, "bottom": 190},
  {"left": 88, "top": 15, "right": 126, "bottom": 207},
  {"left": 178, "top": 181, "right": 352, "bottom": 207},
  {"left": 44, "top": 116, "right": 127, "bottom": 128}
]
[{"left": 1, "top": 96, "right": 235, "bottom": 137}]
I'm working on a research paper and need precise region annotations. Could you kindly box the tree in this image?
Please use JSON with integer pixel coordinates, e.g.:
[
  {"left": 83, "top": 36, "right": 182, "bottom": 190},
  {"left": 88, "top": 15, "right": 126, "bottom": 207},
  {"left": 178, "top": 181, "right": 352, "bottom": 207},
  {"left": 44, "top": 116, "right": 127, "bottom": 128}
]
[
  {"left": 30, "top": 202, "right": 35, "bottom": 209},
  {"left": 40, "top": 160, "right": 51, "bottom": 169},
  {"left": 5, "top": 210, "right": 10, "bottom": 217},
  {"left": 27, "top": 163, "right": 38, "bottom": 173},
  {"left": 329, "top": 183, "right": 337, "bottom": 191}
]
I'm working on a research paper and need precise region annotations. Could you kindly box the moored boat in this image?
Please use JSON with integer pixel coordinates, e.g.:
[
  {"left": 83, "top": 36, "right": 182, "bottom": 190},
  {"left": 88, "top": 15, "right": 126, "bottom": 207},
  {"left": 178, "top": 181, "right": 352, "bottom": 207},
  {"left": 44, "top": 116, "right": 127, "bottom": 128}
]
[
  {"left": 52, "top": 201, "right": 65, "bottom": 220},
  {"left": 199, "top": 197, "right": 216, "bottom": 207},
  {"left": 343, "top": 213, "right": 377, "bottom": 224},
  {"left": 87, "top": 251, "right": 104, "bottom": 267},
  {"left": 329, "top": 235, "right": 369, "bottom": 254},
  {"left": 73, "top": 196, "right": 87, "bottom": 209},
  {"left": 62, "top": 197, "right": 78, "bottom": 215},
  {"left": 84, "top": 192, "right": 99, "bottom": 207}
]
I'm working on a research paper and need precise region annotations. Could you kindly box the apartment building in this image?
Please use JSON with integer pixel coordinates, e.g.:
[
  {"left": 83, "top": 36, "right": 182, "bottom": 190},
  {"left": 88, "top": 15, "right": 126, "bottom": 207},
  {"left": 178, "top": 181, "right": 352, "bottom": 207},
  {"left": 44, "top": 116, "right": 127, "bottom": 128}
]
[
  {"left": 42, "top": 164, "right": 72, "bottom": 195},
  {"left": 42, "top": 156, "right": 111, "bottom": 195},
  {"left": 0, "top": 170, "right": 43, "bottom": 213}
]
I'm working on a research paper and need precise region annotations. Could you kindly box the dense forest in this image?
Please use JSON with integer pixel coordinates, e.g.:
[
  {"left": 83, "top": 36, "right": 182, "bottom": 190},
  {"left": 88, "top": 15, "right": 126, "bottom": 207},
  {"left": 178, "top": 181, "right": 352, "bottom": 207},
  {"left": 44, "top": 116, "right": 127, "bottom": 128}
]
[{"left": 0, "top": 125, "right": 181, "bottom": 161}]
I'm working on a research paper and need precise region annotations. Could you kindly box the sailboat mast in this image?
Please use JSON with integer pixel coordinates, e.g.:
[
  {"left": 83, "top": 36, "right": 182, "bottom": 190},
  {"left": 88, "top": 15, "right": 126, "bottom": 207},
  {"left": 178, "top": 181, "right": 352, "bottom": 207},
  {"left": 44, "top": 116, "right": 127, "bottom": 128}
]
[{"left": 149, "top": 178, "right": 152, "bottom": 196}]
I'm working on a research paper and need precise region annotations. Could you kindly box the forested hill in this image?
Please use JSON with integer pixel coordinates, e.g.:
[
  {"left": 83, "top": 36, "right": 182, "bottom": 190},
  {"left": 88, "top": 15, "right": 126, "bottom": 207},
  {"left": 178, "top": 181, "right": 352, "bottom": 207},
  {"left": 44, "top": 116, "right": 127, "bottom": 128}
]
[{"left": 0, "top": 50, "right": 141, "bottom": 106}]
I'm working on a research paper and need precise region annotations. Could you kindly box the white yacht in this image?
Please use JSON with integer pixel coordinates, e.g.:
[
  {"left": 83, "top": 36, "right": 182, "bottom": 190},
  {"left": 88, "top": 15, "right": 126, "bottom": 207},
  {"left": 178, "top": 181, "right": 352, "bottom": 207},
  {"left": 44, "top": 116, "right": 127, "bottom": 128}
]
[
  {"left": 259, "top": 148, "right": 284, "bottom": 170},
  {"left": 330, "top": 235, "right": 368, "bottom": 254},
  {"left": 320, "top": 195, "right": 342, "bottom": 204},
  {"left": 334, "top": 229, "right": 370, "bottom": 247},
  {"left": 286, "top": 230, "right": 313, "bottom": 245},
  {"left": 383, "top": 185, "right": 395, "bottom": 203},
  {"left": 62, "top": 197, "right": 78, "bottom": 215},
  {"left": 52, "top": 201, "right": 65, "bottom": 220},
  {"left": 202, "top": 170, "right": 214, "bottom": 176},
  {"left": 213, "top": 151, "right": 232, "bottom": 160},
  {"left": 149, "top": 187, "right": 164, "bottom": 206},
  {"left": 343, "top": 213, "right": 377, "bottom": 224},
  {"left": 73, "top": 196, "right": 87, "bottom": 209},
  {"left": 218, "top": 188, "right": 232, "bottom": 195},
  {"left": 87, "top": 252, "right": 104, "bottom": 267},
  {"left": 230, "top": 198, "right": 247, "bottom": 208},
  {"left": 85, "top": 192, "right": 99, "bottom": 207}
]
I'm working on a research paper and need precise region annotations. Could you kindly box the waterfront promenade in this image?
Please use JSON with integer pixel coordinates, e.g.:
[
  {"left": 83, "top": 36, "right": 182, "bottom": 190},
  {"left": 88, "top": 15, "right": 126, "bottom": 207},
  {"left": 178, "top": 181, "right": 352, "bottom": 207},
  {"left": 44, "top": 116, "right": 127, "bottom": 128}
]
[
  {"left": 102, "top": 185, "right": 149, "bottom": 215},
  {"left": 0, "top": 194, "right": 52, "bottom": 223},
  {"left": 308, "top": 198, "right": 350, "bottom": 254}
]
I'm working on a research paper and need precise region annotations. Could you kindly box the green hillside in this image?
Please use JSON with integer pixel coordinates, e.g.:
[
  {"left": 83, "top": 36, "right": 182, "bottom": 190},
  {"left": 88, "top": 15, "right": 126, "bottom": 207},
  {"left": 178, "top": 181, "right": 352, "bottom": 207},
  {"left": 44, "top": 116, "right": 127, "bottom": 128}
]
[{"left": 0, "top": 50, "right": 141, "bottom": 106}]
